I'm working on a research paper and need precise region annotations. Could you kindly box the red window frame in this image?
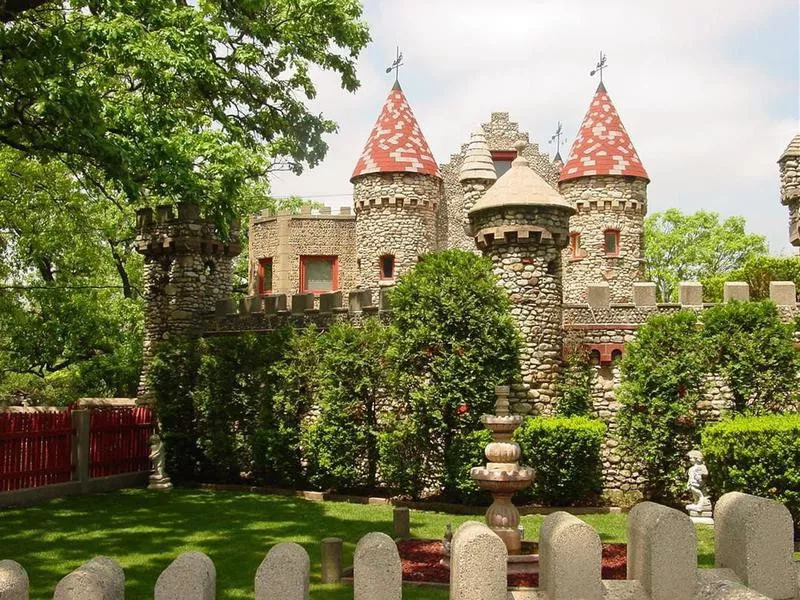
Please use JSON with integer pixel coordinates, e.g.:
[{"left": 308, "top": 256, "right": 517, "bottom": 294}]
[
  {"left": 491, "top": 150, "right": 517, "bottom": 178},
  {"left": 258, "top": 258, "right": 273, "bottom": 295},
  {"left": 603, "top": 229, "right": 620, "bottom": 257},
  {"left": 569, "top": 232, "right": 582, "bottom": 258},
  {"left": 379, "top": 254, "right": 395, "bottom": 281},
  {"left": 299, "top": 255, "right": 339, "bottom": 294}
]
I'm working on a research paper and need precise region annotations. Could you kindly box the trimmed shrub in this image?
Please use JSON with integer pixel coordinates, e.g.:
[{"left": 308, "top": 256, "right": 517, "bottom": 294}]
[
  {"left": 702, "top": 414, "right": 800, "bottom": 532},
  {"left": 514, "top": 416, "right": 605, "bottom": 506},
  {"left": 443, "top": 428, "right": 493, "bottom": 505}
]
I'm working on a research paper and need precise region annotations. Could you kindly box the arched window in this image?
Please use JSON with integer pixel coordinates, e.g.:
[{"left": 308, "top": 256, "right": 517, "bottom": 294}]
[{"left": 380, "top": 254, "right": 395, "bottom": 281}]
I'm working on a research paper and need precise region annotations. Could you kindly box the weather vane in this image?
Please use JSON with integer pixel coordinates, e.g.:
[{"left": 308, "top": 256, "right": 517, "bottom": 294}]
[
  {"left": 386, "top": 46, "right": 404, "bottom": 83},
  {"left": 549, "top": 121, "right": 565, "bottom": 152},
  {"left": 590, "top": 51, "right": 607, "bottom": 83}
]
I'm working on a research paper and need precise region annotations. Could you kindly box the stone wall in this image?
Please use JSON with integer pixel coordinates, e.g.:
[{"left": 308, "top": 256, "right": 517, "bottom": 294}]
[
  {"left": 438, "top": 112, "right": 560, "bottom": 252},
  {"left": 559, "top": 176, "right": 647, "bottom": 303},
  {"left": 248, "top": 207, "right": 357, "bottom": 297},
  {"left": 354, "top": 172, "right": 440, "bottom": 292}
]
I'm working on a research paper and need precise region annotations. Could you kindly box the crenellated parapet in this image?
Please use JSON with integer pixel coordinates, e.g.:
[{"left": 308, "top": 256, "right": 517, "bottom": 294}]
[{"left": 135, "top": 203, "right": 241, "bottom": 258}]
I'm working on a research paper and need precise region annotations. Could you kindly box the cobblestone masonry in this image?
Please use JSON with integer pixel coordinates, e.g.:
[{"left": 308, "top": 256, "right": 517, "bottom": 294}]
[
  {"left": 353, "top": 172, "right": 441, "bottom": 293},
  {"left": 248, "top": 208, "right": 357, "bottom": 299},
  {"left": 559, "top": 176, "right": 647, "bottom": 303}
]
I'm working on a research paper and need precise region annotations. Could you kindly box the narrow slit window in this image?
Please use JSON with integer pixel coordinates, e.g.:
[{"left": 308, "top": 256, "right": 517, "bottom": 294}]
[
  {"left": 570, "top": 233, "right": 582, "bottom": 257},
  {"left": 258, "top": 258, "right": 273, "bottom": 295},
  {"left": 380, "top": 255, "right": 395, "bottom": 280},
  {"left": 604, "top": 230, "right": 620, "bottom": 256}
]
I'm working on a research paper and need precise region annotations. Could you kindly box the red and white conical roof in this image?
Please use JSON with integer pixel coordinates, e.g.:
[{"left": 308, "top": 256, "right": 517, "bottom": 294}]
[
  {"left": 560, "top": 83, "right": 648, "bottom": 183},
  {"left": 351, "top": 82, "right": 441, "bottom": 181}
]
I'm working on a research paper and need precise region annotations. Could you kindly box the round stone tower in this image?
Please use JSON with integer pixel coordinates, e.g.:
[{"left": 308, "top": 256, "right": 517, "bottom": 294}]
[
  {"left": 778, "top": 133, "right": 800, "bottom": 251},
  {"left": 459, "top": 130, "right": 497, "bottom": 243},
  {"left": 468, "top": 141, "right": 576, "bottom": 414},
  {"left": 352, "top": 81, "right": 442, "bottom": 291},
  {"left": 559, "top": 82, "right": 649, "bottom": 303}
]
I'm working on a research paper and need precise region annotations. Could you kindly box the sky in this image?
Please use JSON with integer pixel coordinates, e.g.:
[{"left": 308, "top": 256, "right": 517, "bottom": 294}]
[{"left": 269, "top": 0, "right": 800, "bottom": 255}]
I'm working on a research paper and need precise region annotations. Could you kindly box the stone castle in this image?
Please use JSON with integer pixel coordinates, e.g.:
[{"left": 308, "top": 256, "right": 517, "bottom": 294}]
[{"left": 135, "top": 80, "right": 800, "bottom": 494}]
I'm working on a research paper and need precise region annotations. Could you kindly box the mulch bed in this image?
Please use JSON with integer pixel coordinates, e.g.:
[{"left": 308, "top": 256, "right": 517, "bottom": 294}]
[{"left": 345, "top": 539, "right": 628, "bottom": 589}]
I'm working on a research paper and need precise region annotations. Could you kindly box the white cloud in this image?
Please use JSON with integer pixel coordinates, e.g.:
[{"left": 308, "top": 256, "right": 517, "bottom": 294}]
[{"left": 270, "top": 0, "right": 799, "bottom": 254}]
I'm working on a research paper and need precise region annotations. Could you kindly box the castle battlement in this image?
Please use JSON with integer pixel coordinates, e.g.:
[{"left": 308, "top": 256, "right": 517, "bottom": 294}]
[
  {"left": 135, "top": 203, "right": 241, "bottom": 258},
  {"left": 251, "top": 205, "right": 355, "bottom": 224},
  {"left": 354, "top": 194, "right": 438, "bottom": 212}
]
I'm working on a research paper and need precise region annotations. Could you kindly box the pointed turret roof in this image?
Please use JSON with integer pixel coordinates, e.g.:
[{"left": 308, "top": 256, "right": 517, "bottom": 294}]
[
  {"left": 459, "top": 130, "right": 496, "bottom": 182},
  {"left": 560, "top": 82, "right": 648, "bottom": 182},
  {"left": 779, "top": 133, "right": 800, "bottom": 162},
  {"left": 351, "top": 82, "right": 441, "bottom": 181}
]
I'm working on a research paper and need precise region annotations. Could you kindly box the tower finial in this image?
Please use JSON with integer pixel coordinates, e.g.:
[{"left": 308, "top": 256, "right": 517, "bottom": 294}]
[
  {"left": 590, "top": 51, "right": 607, "bottom": 85},
  {"left": 385, "top": 46, "right": 404, "bottom": 86},
  {"left": 549, "top": 121, "right": 565, "bottom": 154}
]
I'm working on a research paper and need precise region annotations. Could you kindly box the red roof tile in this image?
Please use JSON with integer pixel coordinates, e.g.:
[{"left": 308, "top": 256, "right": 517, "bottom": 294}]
[
  {"left": 560, "top": 83, "right": 648, "bottom": 183},
  {"left": 351, "top": 82, "right": 441, "bottom": 181}
]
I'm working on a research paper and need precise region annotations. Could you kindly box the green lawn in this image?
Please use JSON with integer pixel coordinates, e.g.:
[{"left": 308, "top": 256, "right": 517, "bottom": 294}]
[{"left": 1, "top": 488, "right": 718, "bottom": 599}]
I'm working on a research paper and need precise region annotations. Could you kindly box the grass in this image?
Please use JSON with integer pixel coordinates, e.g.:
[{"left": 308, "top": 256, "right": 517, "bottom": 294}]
[{"left": 1, "top": 488, "right": 720, "bottom": 599}]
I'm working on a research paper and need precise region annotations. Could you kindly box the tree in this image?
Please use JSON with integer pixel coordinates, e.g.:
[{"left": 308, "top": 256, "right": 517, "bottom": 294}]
[
  {"left": 0, "top": 0, "right": 370, "bottom": 224},
  {"left": 645, "top": 209, "right": 767, "bottom": 302},
  {"left": 703, "top": 256, "right": 800, "bottom": 303},
  {"left": 379, "top": 250, "right": 521, "bottom": 500}
]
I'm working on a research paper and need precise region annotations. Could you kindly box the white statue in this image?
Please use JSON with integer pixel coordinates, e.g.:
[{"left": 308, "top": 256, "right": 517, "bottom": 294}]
[
  {"left": 148, "top": 433, "right": 172, "bottom": 490},
  {"left": 685, "top": 450, "right": 711, "bottom": 513}
]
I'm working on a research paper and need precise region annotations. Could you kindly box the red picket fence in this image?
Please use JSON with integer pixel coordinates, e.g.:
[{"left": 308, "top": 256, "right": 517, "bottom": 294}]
[
  {"left": 0, "top": 411, "right": 74, "bottom": 492},
  {"left": 89, "top": 407, "right": 154, "bottom": 478}
]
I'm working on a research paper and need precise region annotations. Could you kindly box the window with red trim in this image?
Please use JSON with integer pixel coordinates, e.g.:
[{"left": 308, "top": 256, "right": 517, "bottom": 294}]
[
  {"left": 299, "top": 255, "right": 338, "bottom": 293},
  {"left": 491, "top": 150, "right": 517, "bottom": 178},
  {"left": 570, "top": 232, "right": 582, "bottom": 258},
  {"left": 258, "top": 258, "right": 273, "bottom": 295},
  {"left": 380, "top": 254, "right": 395, "bottom": 281},
  {"left": 604, "top": 230, "right": 620, "bottom": 256}
]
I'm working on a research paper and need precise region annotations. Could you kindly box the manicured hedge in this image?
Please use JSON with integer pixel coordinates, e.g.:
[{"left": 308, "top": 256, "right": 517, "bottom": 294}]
[
  {"left": 514, "top": 416, "right": 605, "bottom": 506},
  {"left": 702, "top": 414, "right": 800, "bottom": 532}
]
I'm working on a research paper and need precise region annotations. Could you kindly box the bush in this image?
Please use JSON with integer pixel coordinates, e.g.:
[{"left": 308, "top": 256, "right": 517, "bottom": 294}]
[
  {"left": 702, "top": 414, "right": 800, "bottom": 533},
  {"left": 556, "top": 346, "right": 595, "bottom": 417},
  {"left": 702, "top": 301, "right": 798, "bottom": 414},
  {"left": 617, "top": 310, "right": 710, "bottom": 502},
  {"left": 443, "top": 428, "right": 493, "bottom": 504},
  {"left": 383, "top": 249, "right": 520, "bottom": 501},
  {"left": 514, "top": 416, "right": 605, "bottom": 505}
]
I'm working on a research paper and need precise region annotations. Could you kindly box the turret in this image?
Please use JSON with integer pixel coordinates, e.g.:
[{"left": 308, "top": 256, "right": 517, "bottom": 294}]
[
  {"left": 468, "top": 141, "right": 575, "bottom": 415},
  {"left": 134, "top": 203, "right": 241, "bottom": 399},
  {"left": 778, "top": 133, "right": 800, "bottom": 250},
  {"left": 351, "top": 82, "right": 442, "bottom": 291},
  {"left": 559, "top": 82, "right": 649, "bottom": 303},
  {"left": 458, "top": 130, "right": 497, "bottom": 244}
]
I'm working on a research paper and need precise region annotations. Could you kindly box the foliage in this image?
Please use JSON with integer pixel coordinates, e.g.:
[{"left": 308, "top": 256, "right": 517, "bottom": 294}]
[
  {"left": 703, "top": 414, "right": 800, "bottom": 533},
  {"left": 644, "top": 209, "right": 767, "bottom": 302},
  {"left": 0, "top": 0, "right": 370, "bottom": 224},
  {"left": 617, "top": 311, "right": 711, "bottom": 502},
  {"left": 702, "top": 301, "right": 798, "bottom": 414},
  {"left": 556, "top": 345, "right": 595, "bottom": 417},
  {"left": 703, "top": 256, "right": 800, "bottom": 303},
  {"left": 382, "top": 249, "right": 520, "bottom": 501},
  {"left": 442, "top": 428, "right": 493, "bottom": 504},
  {"left": 376, "top": 415, "right": 430, "bottom": 499},
  {"left": 514, "top": 417, "right": 605, "bottom": 505},
  {"left": 302, "top": 320, "right": 393, "bottom": 490}
]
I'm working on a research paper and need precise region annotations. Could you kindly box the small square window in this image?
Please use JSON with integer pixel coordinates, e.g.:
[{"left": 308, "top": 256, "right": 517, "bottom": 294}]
[
  {"left": 604, "top": 230, "right": 620, "bottom": 256},
  {"left": 258, "top": 258, "right": 273, "bottom": 295},
  {"left": 491, "top": 150, "right": 517, "bottom": 178},
  {"left": 380, "top": 255, "right": 395, "bottom": 280},
  {"left": 300, "top": 256, "right": 338, "bottom": 293}
]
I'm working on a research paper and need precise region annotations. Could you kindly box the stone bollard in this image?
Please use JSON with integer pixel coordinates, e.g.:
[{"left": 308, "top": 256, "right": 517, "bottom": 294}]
[
  {"left": 0, "top": 560, "right": 29, "bottom": 600},
  {"left": 449, "top": 521, "right": 507, "bottom": 600},
  {"left": 723, "top": 282, "right": 750, "bottom": 302},
  {"left": 627, "top": 501, "right": 697, "bottom": 600},
  {"left": 291, "top": 293, "right": 315, "bottom": 315},
  {"left": 320, "top": 537, "right": 343, "bottom": 584},
  {"left": 586, "top": 282, "right": 610, "bottom": 309},
  {"left": 539, "top": 512, "right": 602, "bottom": 600},
  {"left": 633, "top": 282, "right": 657, "bottom": 306},
  {"left": 679, "top": 281, "right": 703, "bottom": 306},
  {"left": 392, "top": 507, "right": 410, "bottom": 539},
  {"left": 255, "top": 542, "right": 309, "bottom": 600},
  {"left": 769, "top": 281, "right": 797, "bottom": 306},
  {"left": 318, "top": 291, "right": 342, "bottom": 314},
  {"left": 353, "top": 532, "right": 401, "bottom": 600},
  {"left": 714, "top": 492, "right": 798, "bottom": 599},
  {"left": 53, "top": 557, "right": 124, "bottom": 600},
  {"left": 154, "top": 551, "right": 215, "bottom": 600}
]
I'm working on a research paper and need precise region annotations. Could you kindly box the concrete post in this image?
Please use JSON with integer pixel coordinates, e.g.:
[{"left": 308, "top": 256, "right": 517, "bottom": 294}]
[
  {"left": 539, "top": 512, "right": 602, "bottom": 600},
  {"left": 714, "top": 492, "right": 798, "bottom": 599},
  {"left": 723, "top": 282, "right": 750, "bottom": 302},
  {"left": 633, "top": 282, "right": 657, "bottom": 306},
  {"left": 154, "top": 552, "right": 215, "bottom": 600},
  {"left": 0, "top": 560, "right": 29, "bottom": 600},
  {"left": 291, "top": 293, "right": 314, "bottom": 315},
  {"left": 627, "top": 501, "right": 697, "bottom": 600},
  {"left": 353, "top": 532, "right": 401, "bottom": 600},
  {"left": 769, "top": 281, "right": 796, "bottom": 306},
  {"left": 255, "top": 542, "right": 309, "bottom": 600},
  {"left": 320, "top": 538, "right": 342, "bottom": 584},
  {"left": 587, "top": 282, "right": 611, "bottom": 309},
  {"left": 71, "top": 409, "right": 90, "bottom": 493},
  {"left": 392, "top": 507, "right": 410, "bottom": 539},
  {"left": 53, "top": 557, "right": 124, "bottom": 600},
  {"left": 244, "top": 295, "right": 264, "bottom": 314},
  {"left": 679, "top": 281, "right": 703, "bottom": 306},
  {"left": 318, "top": 291, "right": 342, "bottom": 313},
  {"left": 449, "top": 521, "right": 507, "bottom": 600}
]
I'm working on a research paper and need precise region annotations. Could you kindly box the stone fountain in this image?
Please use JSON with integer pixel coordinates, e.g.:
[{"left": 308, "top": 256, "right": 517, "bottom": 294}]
[{"left": 469, "top": 385, "right": 538, "bottom": 572}]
